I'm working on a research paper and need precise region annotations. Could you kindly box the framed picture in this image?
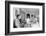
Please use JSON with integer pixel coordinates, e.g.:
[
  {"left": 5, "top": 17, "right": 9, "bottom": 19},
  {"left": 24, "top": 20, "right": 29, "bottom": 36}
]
[{"left": 5, "top": 1, "right": 45, "bottom": 35}]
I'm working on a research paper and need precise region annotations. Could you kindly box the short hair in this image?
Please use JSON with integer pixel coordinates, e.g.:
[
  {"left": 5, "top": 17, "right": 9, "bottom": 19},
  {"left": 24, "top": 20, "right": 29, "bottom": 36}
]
[
  {"left": 16, "top": 14, "right": 20, "bottom": 18},
  {"left": 31, "top": 14, "right": 33, "bottom": 17}
]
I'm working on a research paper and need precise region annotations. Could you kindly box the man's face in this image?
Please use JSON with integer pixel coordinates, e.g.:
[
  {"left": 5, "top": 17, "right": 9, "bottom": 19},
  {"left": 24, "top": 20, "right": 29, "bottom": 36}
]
[{"left": 18, "top": 16, "right": 21, "bottom": 19}]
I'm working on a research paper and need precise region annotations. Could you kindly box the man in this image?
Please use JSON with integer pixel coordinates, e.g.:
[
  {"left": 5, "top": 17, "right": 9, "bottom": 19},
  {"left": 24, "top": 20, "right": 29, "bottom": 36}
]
[
  {"left": 15, "top": 14, "right": 20, "bottom": 28},
  {"left": 15, "top": 14, "right": 26, "bottom": 28}
]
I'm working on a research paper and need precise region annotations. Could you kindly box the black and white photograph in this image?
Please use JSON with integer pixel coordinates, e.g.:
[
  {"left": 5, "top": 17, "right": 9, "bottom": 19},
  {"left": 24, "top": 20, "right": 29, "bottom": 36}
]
[
  {"left": 5, "top": 1, "right": 45, "bottom": 35},
  {"left": 13, "top": 8, "right": 39, "bottom": 28}
]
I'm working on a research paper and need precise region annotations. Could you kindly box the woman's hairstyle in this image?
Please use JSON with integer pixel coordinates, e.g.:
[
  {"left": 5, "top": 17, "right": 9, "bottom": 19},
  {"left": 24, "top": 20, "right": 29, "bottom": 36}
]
[{"left": 26, "top": 13, "right": 30, "bottom": 18}]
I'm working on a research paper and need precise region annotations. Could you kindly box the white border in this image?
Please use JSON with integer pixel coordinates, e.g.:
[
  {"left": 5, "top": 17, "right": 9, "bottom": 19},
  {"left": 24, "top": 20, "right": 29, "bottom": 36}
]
[{"left": 10, "top": 4, "right": 42, "bottom": 32}]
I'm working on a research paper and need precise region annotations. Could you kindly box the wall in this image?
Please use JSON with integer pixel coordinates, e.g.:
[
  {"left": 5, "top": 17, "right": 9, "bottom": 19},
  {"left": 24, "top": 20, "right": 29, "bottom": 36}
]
[{"left": 0, "top": 0, "right": 46, "bottom": 36}]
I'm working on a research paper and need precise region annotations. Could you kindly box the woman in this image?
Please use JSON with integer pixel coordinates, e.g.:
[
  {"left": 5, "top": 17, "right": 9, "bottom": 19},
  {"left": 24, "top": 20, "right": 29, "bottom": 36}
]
[{"left": 24, "top": 13, "right": 31, "bottom": 27}]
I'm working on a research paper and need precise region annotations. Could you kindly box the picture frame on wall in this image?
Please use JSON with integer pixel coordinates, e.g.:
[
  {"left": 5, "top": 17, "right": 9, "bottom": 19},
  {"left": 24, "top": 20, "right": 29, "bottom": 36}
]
[{"left": 5, "top": 1, "right": 45, "bottom": 35}]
